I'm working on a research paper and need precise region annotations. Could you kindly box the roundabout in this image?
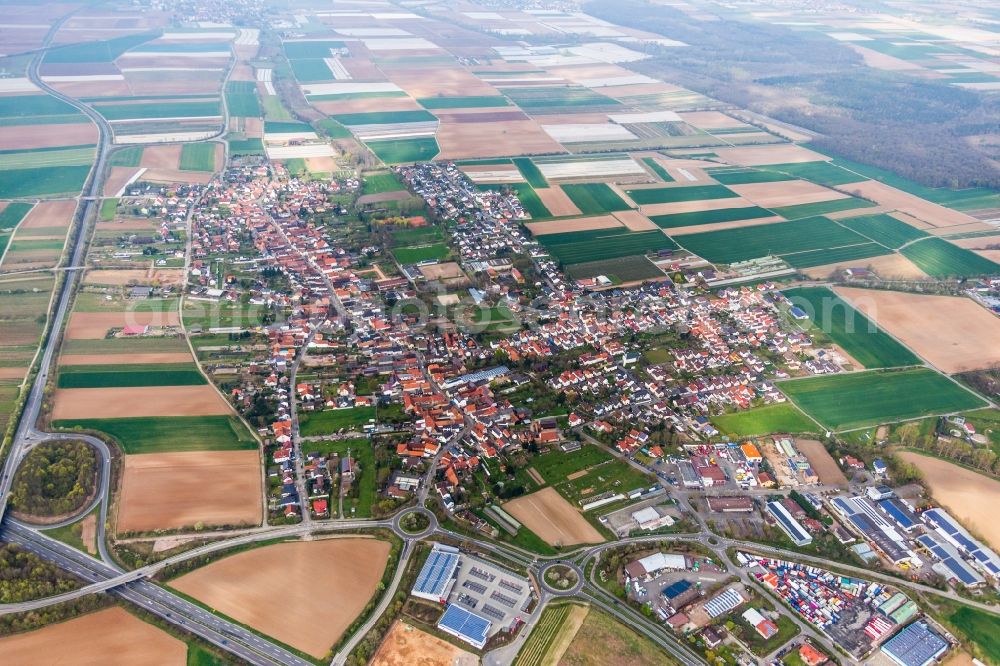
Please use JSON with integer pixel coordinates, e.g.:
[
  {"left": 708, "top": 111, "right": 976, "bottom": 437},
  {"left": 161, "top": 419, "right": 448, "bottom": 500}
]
[
  {"left": 392, "top": 507, "right": 437, "bottom": 539},
  {"left": 538, "top": 561, "right": 584, "bottom": 596}
]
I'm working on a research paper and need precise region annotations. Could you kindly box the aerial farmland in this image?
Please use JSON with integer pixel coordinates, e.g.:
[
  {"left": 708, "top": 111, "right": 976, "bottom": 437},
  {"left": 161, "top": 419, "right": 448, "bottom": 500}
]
[{"left": 1, "top": 0, "right": 999, "bottom": 665}]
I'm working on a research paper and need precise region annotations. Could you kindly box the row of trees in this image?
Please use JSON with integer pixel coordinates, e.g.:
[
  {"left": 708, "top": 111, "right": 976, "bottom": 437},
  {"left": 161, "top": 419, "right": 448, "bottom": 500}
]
[{"left": 9, "top": 440, "right": 97, "bottom": 517}]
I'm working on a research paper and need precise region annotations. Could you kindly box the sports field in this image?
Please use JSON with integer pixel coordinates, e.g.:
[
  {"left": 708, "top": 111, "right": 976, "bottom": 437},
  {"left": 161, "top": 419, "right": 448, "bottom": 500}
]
[
  {"left": 392, "top": 243, "right": 450, "bottom": 264},
  {"left": 178, "top": 143, "right": 217, "bottom": 172},
  {"left": 56, "top": 363, "right": 206, "bottom": 388},
  {"left": 537, "top": 227, "right": 676, "bottom": 265},
  {"left": 779, "top": 368, "right": 987, "bottom": 430},
  {"left": 650, "top": 205, "right": 773, "bottom": 229},
  {"left": 901, "top": 238, "right": 1000, "bottom": 277},
  {"left": 711, "top": 403, "right": 817, "bottom": 437},
  {"left": 783, "top": 287, "right": 920, "bottom": 368},
  {"left": 673, "top": 215, "right": 881, "bottom": 265},
  {"left": 367, "top": 137, "right": 439, "bottom": 164},
  {"left": 626, "top": 184, "right": 736, "bottom": 205},
  {"left": 53, "top": 415, "right": 256, "bottom": 454},
  {"left": 837, "top": 213, "right": 928, "bottom": 249},
  {"left": 561, "top": 183, "right": 631, "bottom": 214}
]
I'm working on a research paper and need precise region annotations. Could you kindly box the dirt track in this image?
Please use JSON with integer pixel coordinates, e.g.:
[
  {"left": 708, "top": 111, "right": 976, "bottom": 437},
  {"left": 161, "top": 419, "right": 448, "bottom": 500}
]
[
  {"left": 836, "top": 287, "right": 1000, "bottom": 373},
  {"left": 504, "top": 487, "right": 604, "bottom": 546},
  {"left": 0, "top": 607, "right": 186, "bottom": 665},
  {"left": 117, "top": 450, "right": 262, "bottom": 533},
  {"left": 52, "top": 385, "right": 230, "bottom": 419},
  {"left": 371, "top": 621, "right": 479, "bottom": 666},
  {"left": 171, "top": 538, "right": 391, "bottom": 658}
]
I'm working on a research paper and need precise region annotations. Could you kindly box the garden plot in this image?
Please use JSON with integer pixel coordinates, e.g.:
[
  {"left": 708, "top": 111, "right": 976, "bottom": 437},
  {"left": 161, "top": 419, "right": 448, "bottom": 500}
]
[
  {"left": 536, "top": 157, "right": 645, "bottom": 180},
  {"left": 542, "top": 123, "right": 637, "bottom": 143}
]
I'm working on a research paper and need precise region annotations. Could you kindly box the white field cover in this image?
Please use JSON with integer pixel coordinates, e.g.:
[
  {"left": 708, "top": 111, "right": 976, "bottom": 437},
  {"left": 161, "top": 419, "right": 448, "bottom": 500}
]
[
  {"left": 542, "top": 123, "right": 637, "bottom": 143},
  {"left": 461, "top": 168, "right": 525, "bottom": 184},
  {"left": 335, "top": 28, "right": 410, "bottom": 36},
  {"left": 567, "top": 42, "right": 649, "bottom": 63},
  {"left": 160, "top": 32, "right": 235, "bottom": 39},
  {"left": 42, "top": 74, "right": 125, "bottom": 82},
  {"left": 324, "top": 58, "right": 352, "bottom": 80},
  {"left": 575, "top": 74, "right": 658, "bottom": 88},
  {"left": 537, "top": 158, "right": 645, "bottom": 180},
  {"left": 609, "top": 110, "right": 683, "bottom": 123},
  {"left": 301, "top": 82, "right": 402, "bottom": 96},
  {"left": 0, "top": 78, "right": 39, "bottom": 92},
  {"left": 362, "top": 37, "right": 440, "bottom": 51},
  {"left": 121, "top": 51, "right": 231, "bottom": 58},
  {"left": 266, "top": 143, "right": 336, "bottom": 159},
  {"left": 264, "top": 131, "right": 319, "bottom": 143},
  {"left": 114, "top": 131, "right": 215, "bottom": 144}
]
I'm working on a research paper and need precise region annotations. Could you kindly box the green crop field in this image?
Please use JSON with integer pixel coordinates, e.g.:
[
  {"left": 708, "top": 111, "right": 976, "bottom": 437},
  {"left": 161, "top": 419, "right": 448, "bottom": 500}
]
[
  {"left": 782, "top": 243, "right": 890, "bottom": 269},
  {"left": 949, "top": 606, "right": 1000, "bottom": 663},
  {"left": 140, "top": 42, "right": 231, "bottom": 53},
  {"left": 759, "top": 161, "right": 862, "bottom": 187},
  {"left": 836, "top": 213, "right": 929, "bottom": 249},
  {"left": 479, "top": 183, "right": 550, "bottom": 219},
  {"left": 641, "top": 157, "right": 674, "bottom": 182},
  {"left": 537, "top": 227, "right": 676, "bottom": 265},
  {"left": 901, "top": 238, "right": 1000, "bottom": 277},
  {"left": 361, "top": 171, "right": 404, "bottom": 194},
  {"left": 283, "top": 40, "right": 346, "bottom": 59},
  {"left": 62, "top": 337, "right": 189, "bottom": 355},
  {"left": 299, "top": 406, "right": 378, "bottom": 436},
  {"left": 179, "top": 144, "right": 217, "bottom": 172},
  {"left": 708, "top": 168, "right": 797, "bottom": 185},
  {"left": 228, "top": 137, "right": 264, "bottom": 156},
  {"left": 0, "top": 165, "right": 91, "bottom": 198},
  {"left": 561, "top": 183, "right": 631, "bottom": 214},
  {"left": 770, "top": 198, "right": 876, "bottom": 220},
  {"left": 564, "top": 256, "right": 665, "bottom": 283},
  {"left": 0, "top": 203, "right": 32, "bottom": 230},
  {"left": 8, "top": 238, "right": 66, "bottom": 252},
  {"left": 673, "top": 215, "right": 873, "bottom": 265},
  {"left": 392, "top": 243, "right": 450, "bottom": 264},
  {"left": 625, "top": 184, "right": 737, "bottom": 205},
  {"left": 306, "top": 91, "right": 408, "bottom": 102},
  {"left": 650, "top": 205, "right": 773, "bottom": 229},
  {"left": 288, "top": 59, "right": 333, "bottom": 82},
  {"left": 334, "top": 110, "right": 436, "bottom": 126},
  {"left": 44, "top": 33, "right": 157, "bottom": 63},
  {"left": 53, "top": 415, "right": 256, "bottom": 454},
  {"left": 225, "top": 81, "right": 260, "bottom": 118},
  {"left": 502, "top": 86, "right": 622, "bottom": 110},
  {"left": 57, "top": 363, "right": 206, "bottom": 388},
  {"left": 264, "top": 121, "right": 312, "bottom": 134},
  {"left": 783, "top": 287, "right": 920, "bottom": 368},
  {"left": 313, "top": 118, "right": 352, "bottom": 139},
  {"left": 95, "top": 101, "right": 221, "bottom": 121},
  {"left": 261, "top": 95, "right": 293, "bottom": 121},
  {"left": 712, "top": 403, "right": 818, "bottom": 436},
  {"left": 780, "top": 368, "right": 987, "bottom": 430},
  {"left": 0, "top": 95, "right": 81, "bottom": 120},
  {"left": 0, "top": 146, "right": 94, "bottom": 170},
  {"left": 417, "top": 96, "right": 510, "bottom": 109},
  {"left": 367, "top": 137, "right": 439, "bottom": 164},
  {"left": 513, "top": 158, "right": 547, "bottom": 188},
  {"left": 110, "top": 146, "right": 143, "bottom": 167}
]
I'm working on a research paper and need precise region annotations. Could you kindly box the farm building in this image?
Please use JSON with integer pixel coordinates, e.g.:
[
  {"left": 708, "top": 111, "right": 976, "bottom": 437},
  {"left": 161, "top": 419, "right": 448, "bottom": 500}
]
[
  {"left": 767, "top": 500, "right": 812, "bottom": 546},
  {"left": 880, "top": 621, "right": 948, "bottom": 666}
]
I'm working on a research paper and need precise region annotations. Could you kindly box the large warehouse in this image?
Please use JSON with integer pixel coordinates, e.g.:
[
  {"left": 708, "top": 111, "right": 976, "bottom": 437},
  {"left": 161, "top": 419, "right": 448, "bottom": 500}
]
[{"left": 880, "top": 621, "right": 948, "bottom": 666}]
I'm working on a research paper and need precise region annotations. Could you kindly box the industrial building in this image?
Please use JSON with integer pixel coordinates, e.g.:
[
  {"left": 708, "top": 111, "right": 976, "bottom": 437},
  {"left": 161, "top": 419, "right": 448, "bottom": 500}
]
[
  {"left": 917, "top": 533, "right": 985, "bottom": 587},
  {"left": 437, "top": 604, "right": 491, "bottom": 649},
  {"left": 707, "top": 496, "right": 754, "bottom": 513},
  {"left": 703, "top": 587, "right": 746, "bottom": 618},
  {"left": 624, "top": 551, "right": 689, "bottom": 579},
  {"left": 831, "top": 496, "right": 915, "bottom": 565},
  {"left": 412, "top": 544, "right": 461, "bottom": 603},
  {"left": 923, "top": 508, "right": 1000, "bottom": 581},
  {"left": 767, "top": 500, "right": 812, "bottom": 546},
  {"left": 880, "top": 621, "right": 948, "bottom": 666}
]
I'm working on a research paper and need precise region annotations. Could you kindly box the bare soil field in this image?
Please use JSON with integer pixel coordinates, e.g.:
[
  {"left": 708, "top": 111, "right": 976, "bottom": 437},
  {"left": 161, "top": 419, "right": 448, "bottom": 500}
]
[
  {"left": 435, "top": 111, "right": 528, "bottom": 124},
  {"left": 81, "top": 513, "right": 97, "bottom": 554},
  {"left": 0, "top": 607, "right": 186, "bottom": 666},
  {"left": 0, "top": 368, "right": 26, "bottom": 380},
  {"left": 525, "top": 215, "right": 622, "bottom": 236},
  {"left": 613, "top": 210, "right": 658, "bottom": 231},
  {"left": 802, "top": 253, "right": 927, "bottom": 280},
  {"left": 53, "top": 385, "right": 229, "bottom": 419},
  {"left": 418, "top": 261, "right": 466, "bottom": 281},
  {"left": 842, "top": 180, "right": 979, "bottom": 228},
  {"left": 65, "top": 310, "right": 181, "bottom": 339},
  {"left": 535, "top": 186, "right": 582, "bottom": 217},
  {"left": 118, "top": 450, "right": 261, "bottom": 533},
  {"left": 312, "top": 97, "right": 422, "bottom": 115},
  {"left": 142, "top": 168, "right": 214, "bottom": 185},
  {"left": 386, "top": 67, "right": 499, "bottom": 97},
  {"left": 60, "top": 352, "right": 193, "bottom": 366},
  {"left": 0, "top": 122, "right": 97, "bottom": 150},
  {"left": 103, "top": 166, "right": 142, "bottom": 197},
  {"left": 305, "top": 155, "right": 337, "bottom": 173},
  {"left": 796, "top": 439, "right": 848, "bottom": 486},
  {"left": 20, "top": 200, "right": 76, "bottom": 229},
  {"left": 730, "top": 180, "right": 846, "bottom": 208},
  {"left": 504, "top": 487, "right": 604, "bottom": 546},
  {"left": 49, "top": 80, "right": 134, "bottom": 98},
  {"left": 679, "top": 110, "right": 744, "bottom": 129},
  {"left": 139, "top": 144, "right": 181, "bottom": 169},
  {"left": 83, "top": 268, "right": 185, "bottom": 286},
  {"left": 664, "top": 216, "right": 785, "bottom": 236},
  {"left": 640, "top": 197, "right": 756, "bottom": 217},
  {"left": 244, "top": 116, "right": 264, "bottom": 138},
  {"left": 952, "top": 234, "right": 1000, "bottom": 250},
  {"left": 928, "top": 222, "right": 995, "bottom": 237},
  {"left": 372, "top": 621, "right": 479, "bottom": 666},
  {"left": 835, "top": 287, "right": 1000, "bottom": 373},
  {"left": 898, "top": 452, "right": 1000, "bottom": 551},
  {"left": 714, "top": 144, "right": 828, "bottom": 166},
  {"left": 96, "top": 218, "right": 158, "bottom": 231},
  {"left": 171, "top": 538, "right": 390, "bottom": 658},
  {"left": 436, "top": 119, "right": 564, "bottom": 160},
  {"left": 848, "top": 44, "right": 925, "bottom": 72}
]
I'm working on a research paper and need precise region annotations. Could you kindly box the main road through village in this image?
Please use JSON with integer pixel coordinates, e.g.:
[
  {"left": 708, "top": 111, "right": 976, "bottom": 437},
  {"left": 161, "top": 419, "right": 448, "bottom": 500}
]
[{"left": 2, "top": 20, "right": 1000, "bottom": 666}]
